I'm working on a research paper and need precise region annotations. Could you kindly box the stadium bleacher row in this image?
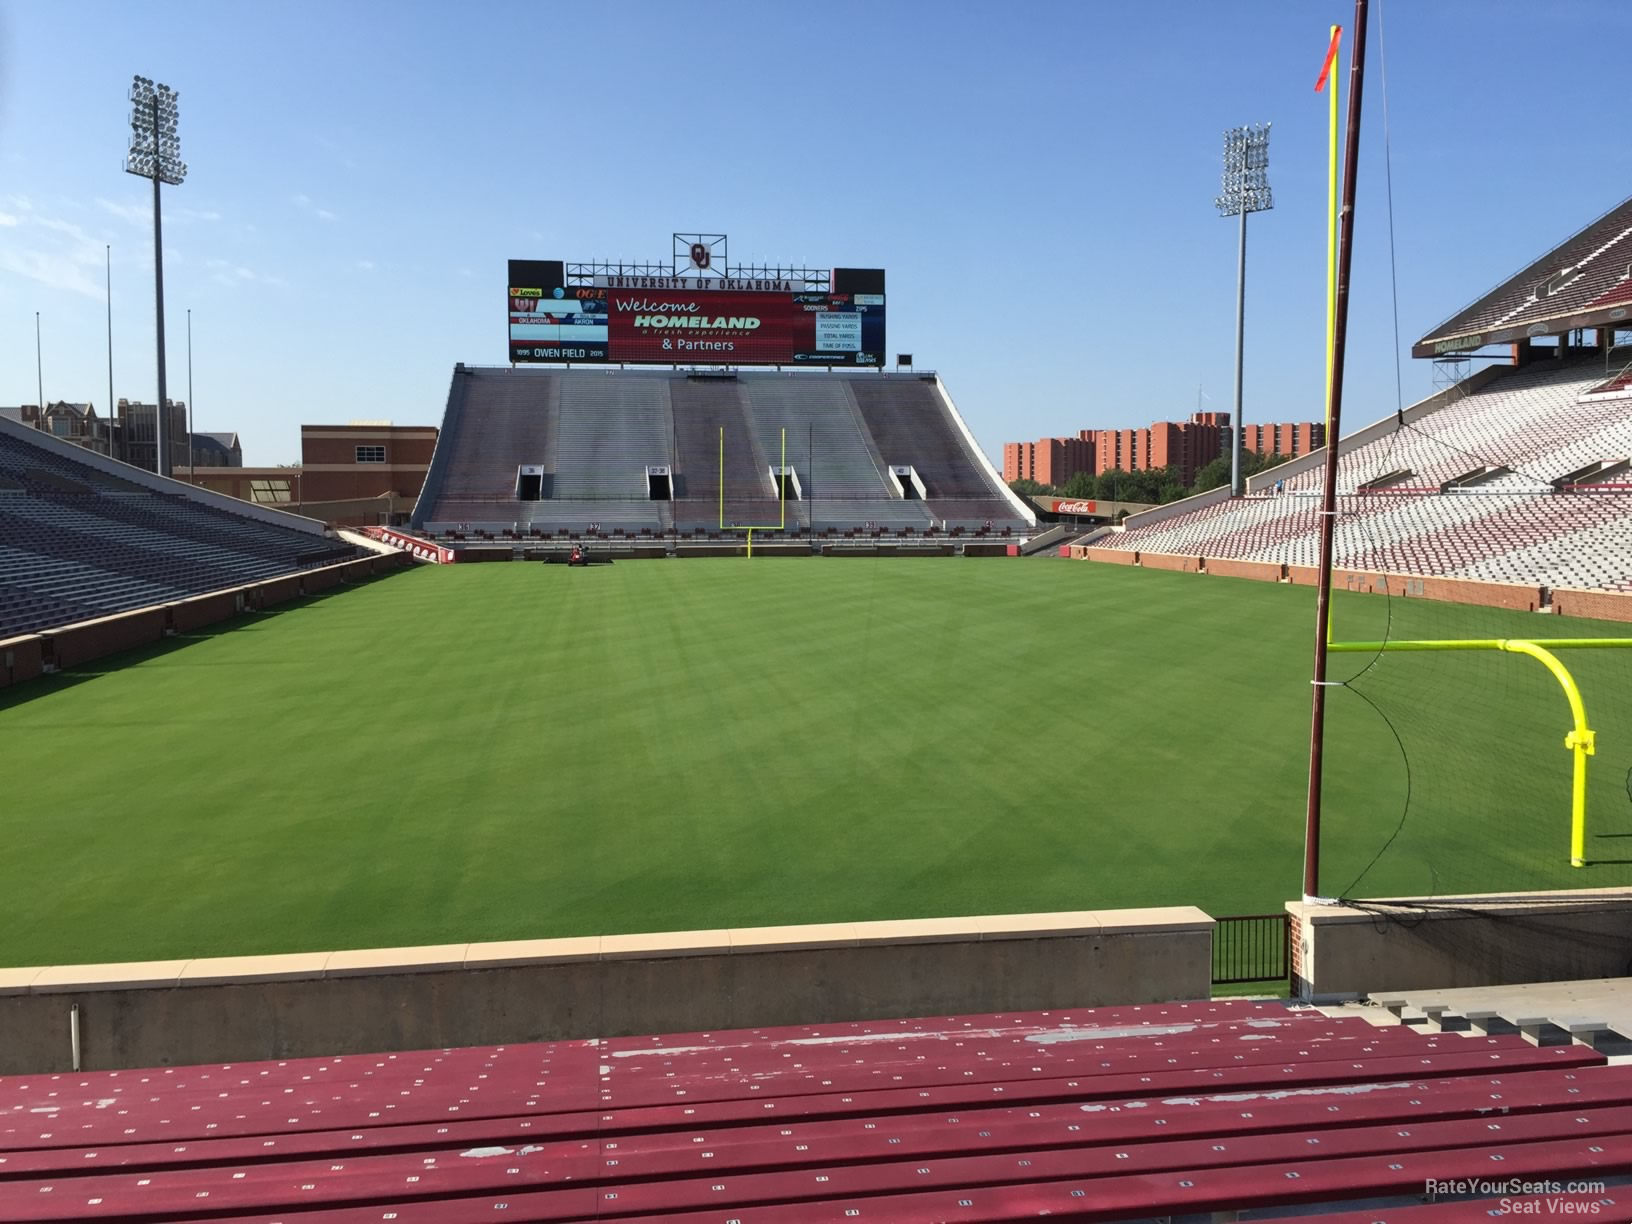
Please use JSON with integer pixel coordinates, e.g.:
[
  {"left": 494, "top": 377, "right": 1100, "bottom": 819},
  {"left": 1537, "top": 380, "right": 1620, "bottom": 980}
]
[
  {"left": 0, "top": 427, "right": 357, "bottom": 637},
  {"left": 1097, "top": 357, "right": 1632, "bottom": 593},
  {"left": 3, "top": 998, "right": 1629, "bottom": 1220},
  {"left": 411, "top": 368, "right": 1033, "bottom": 537}
]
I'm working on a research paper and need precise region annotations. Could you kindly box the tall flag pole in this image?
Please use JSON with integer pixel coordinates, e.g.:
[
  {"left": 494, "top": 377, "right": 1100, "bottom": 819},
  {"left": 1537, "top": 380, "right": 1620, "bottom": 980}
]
[
  {"left": 1318, "top": 25, "right": 1343, "bottom": 434},
  {"left": 1316, "top": 24, "right": 1343, "bottom": 647},
  {"left": 1303, "top": 1, "right": 1369, "bottom": 906}
]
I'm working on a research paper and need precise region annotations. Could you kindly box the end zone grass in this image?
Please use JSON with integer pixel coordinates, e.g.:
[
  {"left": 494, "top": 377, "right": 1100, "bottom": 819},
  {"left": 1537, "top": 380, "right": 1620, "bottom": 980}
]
[{"left": 1, "top": 559, "right": 1625, "bottom": 968}]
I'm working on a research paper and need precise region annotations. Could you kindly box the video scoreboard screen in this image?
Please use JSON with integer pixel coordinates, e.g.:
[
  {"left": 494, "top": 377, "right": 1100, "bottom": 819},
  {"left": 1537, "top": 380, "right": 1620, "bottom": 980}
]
[{"left": 507, "top": 260, "right": 885, "bottom": 368}]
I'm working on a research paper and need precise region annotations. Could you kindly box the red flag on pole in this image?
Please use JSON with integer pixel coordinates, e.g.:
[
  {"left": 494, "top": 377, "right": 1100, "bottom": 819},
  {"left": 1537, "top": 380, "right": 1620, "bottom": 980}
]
[{"left": 1315, "top": 25, "right": 1343, "bottom": 91}]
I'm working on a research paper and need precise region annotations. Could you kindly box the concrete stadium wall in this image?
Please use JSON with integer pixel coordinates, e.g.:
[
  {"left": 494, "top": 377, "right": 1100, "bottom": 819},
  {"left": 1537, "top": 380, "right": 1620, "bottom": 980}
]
[
  {"left": 167, "top": 589, "right": 246, "bottom": 634},
  {"left": 0, "top": 634, "right": 46, "bottom": 688},
  {"left": 1287, "top": 888, "right": 1632, "bottom": 1002},
  {"left": 1116, "top": 484, "right": 1232, "bottom": 533},
  {"left": 45, "top": 607, "right": 169, "bottom": 670},
  {"left": 251, "top": 574, "right": 303, "bottom": 608},
  {"left": 0, "top": 908, "right": 1214, "bottom": 1073}
]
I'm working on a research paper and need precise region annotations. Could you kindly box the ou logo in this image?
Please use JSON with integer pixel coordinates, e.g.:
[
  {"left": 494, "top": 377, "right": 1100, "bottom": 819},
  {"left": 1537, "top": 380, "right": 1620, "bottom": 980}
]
[{"left": 690, "top": 243, "right": 711, "bottom": 271}]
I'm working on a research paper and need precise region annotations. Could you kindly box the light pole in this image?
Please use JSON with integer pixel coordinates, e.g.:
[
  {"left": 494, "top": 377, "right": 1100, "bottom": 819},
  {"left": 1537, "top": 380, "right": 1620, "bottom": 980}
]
[
  {"left": 34, "top": 312, "right": 43, "bottom": 417},
  {"left": 124, "top": 76, "right": 187, "bottom": 477},
  {"left": 1214, "top": 123, "right": 1273, "bottom": 497},
  {"left": 186, "top": 307, "right": 194, "bottom": 476},
  {"left": 107, "top": 247, "right": 116, "bottom": 460}
]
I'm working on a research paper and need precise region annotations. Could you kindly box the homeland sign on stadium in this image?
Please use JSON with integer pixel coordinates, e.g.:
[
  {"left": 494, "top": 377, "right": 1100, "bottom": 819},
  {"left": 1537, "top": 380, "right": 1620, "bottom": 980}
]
[{"left": 506, "top": 252, "right": 885, "bottom": 368}]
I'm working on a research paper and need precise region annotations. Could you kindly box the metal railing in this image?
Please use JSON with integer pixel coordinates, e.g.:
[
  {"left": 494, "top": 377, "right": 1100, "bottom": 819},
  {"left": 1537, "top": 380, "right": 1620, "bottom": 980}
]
[{"left": 1212, "top": 913, "right": 1290, "bottom": 986}]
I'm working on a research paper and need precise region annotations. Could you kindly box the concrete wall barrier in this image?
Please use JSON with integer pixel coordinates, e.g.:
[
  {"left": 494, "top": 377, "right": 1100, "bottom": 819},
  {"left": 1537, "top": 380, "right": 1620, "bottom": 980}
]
[
  {"left": 43, "top": 608, "right": 168, "bottom": 671},
  {"left": 746, "top": 544, "right": 811, "bottom": 557},
  {"left": 0, "top": 634, "right": 45, "bottom": 688},
  {"left": 683, "top": 545, "right": 746, "bottom": 558},
  {"left": 251, "top": 574, "right": 302, "bottom": 609},
  {"left": 166, "top": 589, "right": 244, "bottom": 635},
  {"left": 0, "top": 907, "right": 1213, "bottom": 1073},
  {"left": 1287, "top": 887, "right": 1632, "bottom": 1001},
  {"left": 301, "top": 565, "right": 346, "bottom": 595},
  {"left": 456, "top": 546, "right": 515, "bottom": 563}
]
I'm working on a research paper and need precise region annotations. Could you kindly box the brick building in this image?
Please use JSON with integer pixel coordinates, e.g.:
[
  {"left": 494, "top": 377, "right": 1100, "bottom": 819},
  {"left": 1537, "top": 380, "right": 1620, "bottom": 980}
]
[
  {"left": 118, "top": 399, "right": 190, "bottom": 474},
  {"left": 1090, "top": 412, "right": 1228, "bottom": 486},
  {"left": 1002, "top": 431, "right": 1095, "bottom": 486},
  {"left": 1006, "top": 412, "right": 1324, "bottom": 489},
  {"left": 2, "top": 402, "right": 115, "bottom": 456},
  {"left": 1239, "top": 421, "right": 1326, "bottom": 458},
  {"left": 186, "top": 422, "right": 437, "bottom": 527}
]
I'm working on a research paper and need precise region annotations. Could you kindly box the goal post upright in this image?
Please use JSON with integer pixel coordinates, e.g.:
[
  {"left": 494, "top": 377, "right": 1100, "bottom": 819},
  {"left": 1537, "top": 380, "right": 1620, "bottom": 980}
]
[{"left": 719, "top": 425, "right": 788, "bottom": 558}]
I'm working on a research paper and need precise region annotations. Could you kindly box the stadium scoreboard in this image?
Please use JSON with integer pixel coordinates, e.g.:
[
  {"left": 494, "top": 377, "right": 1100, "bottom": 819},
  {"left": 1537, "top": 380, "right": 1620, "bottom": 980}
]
[{"left": 508, "top": 259, "right": 885, "bottom": 368}]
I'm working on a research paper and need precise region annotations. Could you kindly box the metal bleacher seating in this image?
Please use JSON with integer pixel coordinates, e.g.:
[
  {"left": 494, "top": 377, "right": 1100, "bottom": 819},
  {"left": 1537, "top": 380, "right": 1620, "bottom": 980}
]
[
  {"left": 1100, "top": 357, "right": 1632, "bottom": 593},
  {"left": 413, "top": 367, "right": 1033, "bottom": 538},
  {"left": 0, "top": 430, "right": 351, "bottom": 637},
  {"left": 3, "top": 996, "right": 1628, "bottom": 1218},
  {"left": 847, "top": 376, "right": 1022, "bottom": 527}
]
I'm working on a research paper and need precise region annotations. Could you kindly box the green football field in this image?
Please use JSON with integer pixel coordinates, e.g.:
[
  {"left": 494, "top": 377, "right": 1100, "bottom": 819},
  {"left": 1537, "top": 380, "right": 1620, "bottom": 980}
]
[{"left": 4, "top": 558, "right": 1630, "bottom": 969}]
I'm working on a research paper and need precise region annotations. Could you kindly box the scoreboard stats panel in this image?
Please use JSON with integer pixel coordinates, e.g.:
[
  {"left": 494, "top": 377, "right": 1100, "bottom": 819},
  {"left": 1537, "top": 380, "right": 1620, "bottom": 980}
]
[{"left": 507, "top": 260, "right": 885, "bottom": 367}]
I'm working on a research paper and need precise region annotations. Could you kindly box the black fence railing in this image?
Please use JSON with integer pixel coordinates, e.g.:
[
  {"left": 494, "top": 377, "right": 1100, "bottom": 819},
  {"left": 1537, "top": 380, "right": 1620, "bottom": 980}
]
[{"left": 1212, "top": 913, "right": 1291, "bottom": 986}]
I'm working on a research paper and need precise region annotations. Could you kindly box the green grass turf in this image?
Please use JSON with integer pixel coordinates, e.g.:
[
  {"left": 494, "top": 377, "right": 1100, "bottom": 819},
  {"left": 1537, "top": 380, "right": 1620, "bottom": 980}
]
[{"left": 3, "top": 558, "right": 1630, "bottom": 968}]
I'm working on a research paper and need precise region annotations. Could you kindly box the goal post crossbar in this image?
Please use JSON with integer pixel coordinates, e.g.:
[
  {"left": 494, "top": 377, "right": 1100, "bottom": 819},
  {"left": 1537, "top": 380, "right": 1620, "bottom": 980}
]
[{"left": 1329, "top": 637, "right": 1632, "bottom": 867}]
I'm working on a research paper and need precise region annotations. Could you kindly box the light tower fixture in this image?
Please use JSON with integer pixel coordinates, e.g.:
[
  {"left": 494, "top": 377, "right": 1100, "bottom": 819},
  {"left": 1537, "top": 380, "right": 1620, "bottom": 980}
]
[
  {"left": 1215, "top": 122, "right": 1273, "bottom": 498},
  {"left": 124, "top": 76, "right": 187, "bottom": 475}
]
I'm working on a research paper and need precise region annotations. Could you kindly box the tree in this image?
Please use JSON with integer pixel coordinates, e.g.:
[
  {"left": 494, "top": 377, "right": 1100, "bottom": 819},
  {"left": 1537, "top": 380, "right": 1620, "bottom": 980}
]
[
  {"left": 1060, "top": 470, "right": 1097, "bottom": 499},
  {"left": 1008, "top": 478, "right": 1053, "bottom": 496},
  {"left": 1191, "top": 454, "right": 1233, "bottom": 494}
]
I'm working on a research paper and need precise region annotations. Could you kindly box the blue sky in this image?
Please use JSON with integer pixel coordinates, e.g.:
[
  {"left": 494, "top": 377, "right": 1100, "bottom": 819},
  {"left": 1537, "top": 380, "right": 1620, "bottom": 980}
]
[{"left": 1, "top": 0, "right": 1629, "bottom": 466}]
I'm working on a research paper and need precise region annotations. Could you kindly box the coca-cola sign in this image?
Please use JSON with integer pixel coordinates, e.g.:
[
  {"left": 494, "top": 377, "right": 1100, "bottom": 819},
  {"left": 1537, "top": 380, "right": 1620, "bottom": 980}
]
[{"left": 1049, "top": 498, "right": 1098, "bottom": 515}]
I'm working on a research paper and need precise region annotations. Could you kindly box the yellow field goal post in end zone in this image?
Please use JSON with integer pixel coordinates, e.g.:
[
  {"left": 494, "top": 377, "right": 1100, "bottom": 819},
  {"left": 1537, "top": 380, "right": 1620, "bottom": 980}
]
[
  {"left": 1327, "top": 635, "right": 1632, "bottom": 868},
  {"left": 719, "top": 426, "right": 787, "bottom": 558}
]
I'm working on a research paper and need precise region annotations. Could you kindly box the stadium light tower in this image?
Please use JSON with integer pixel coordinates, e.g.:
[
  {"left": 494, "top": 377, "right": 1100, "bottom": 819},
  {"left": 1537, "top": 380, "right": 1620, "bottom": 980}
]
[
  {"left": 124, "top": 76, "right": 187, "bottom": 477},
  {"left": 1215, "top": 123, "right": 1273, "bottom": 498}
]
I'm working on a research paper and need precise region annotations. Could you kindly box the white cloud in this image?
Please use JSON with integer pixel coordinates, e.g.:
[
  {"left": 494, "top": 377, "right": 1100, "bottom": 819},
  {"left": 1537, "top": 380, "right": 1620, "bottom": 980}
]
[
  {"left": 97, "top": 197, "right": 148, "bottom": 225},
  {"left": 355, "top": 259, "right": 375, "bottom": 271},
  {"left": 0, "top": 212, "right": 17, "bottom": 227},
  {"left": 176, "top": 207, "right": 222, "bottom": 223},
  {"left": 291, "top": 194, "right": 337, "bottom": 222},
  {"left": 206, "top": 257, "right": 289, "bottom": 290},
  {"left": 0, "top": 212, "right": 109, "bottom": 299}
]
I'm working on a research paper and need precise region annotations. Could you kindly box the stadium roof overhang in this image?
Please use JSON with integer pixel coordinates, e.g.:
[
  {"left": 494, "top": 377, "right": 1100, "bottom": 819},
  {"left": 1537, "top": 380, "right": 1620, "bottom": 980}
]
[{"left": 1412, "top": 194, "right": 1632, "bottom": 358}]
